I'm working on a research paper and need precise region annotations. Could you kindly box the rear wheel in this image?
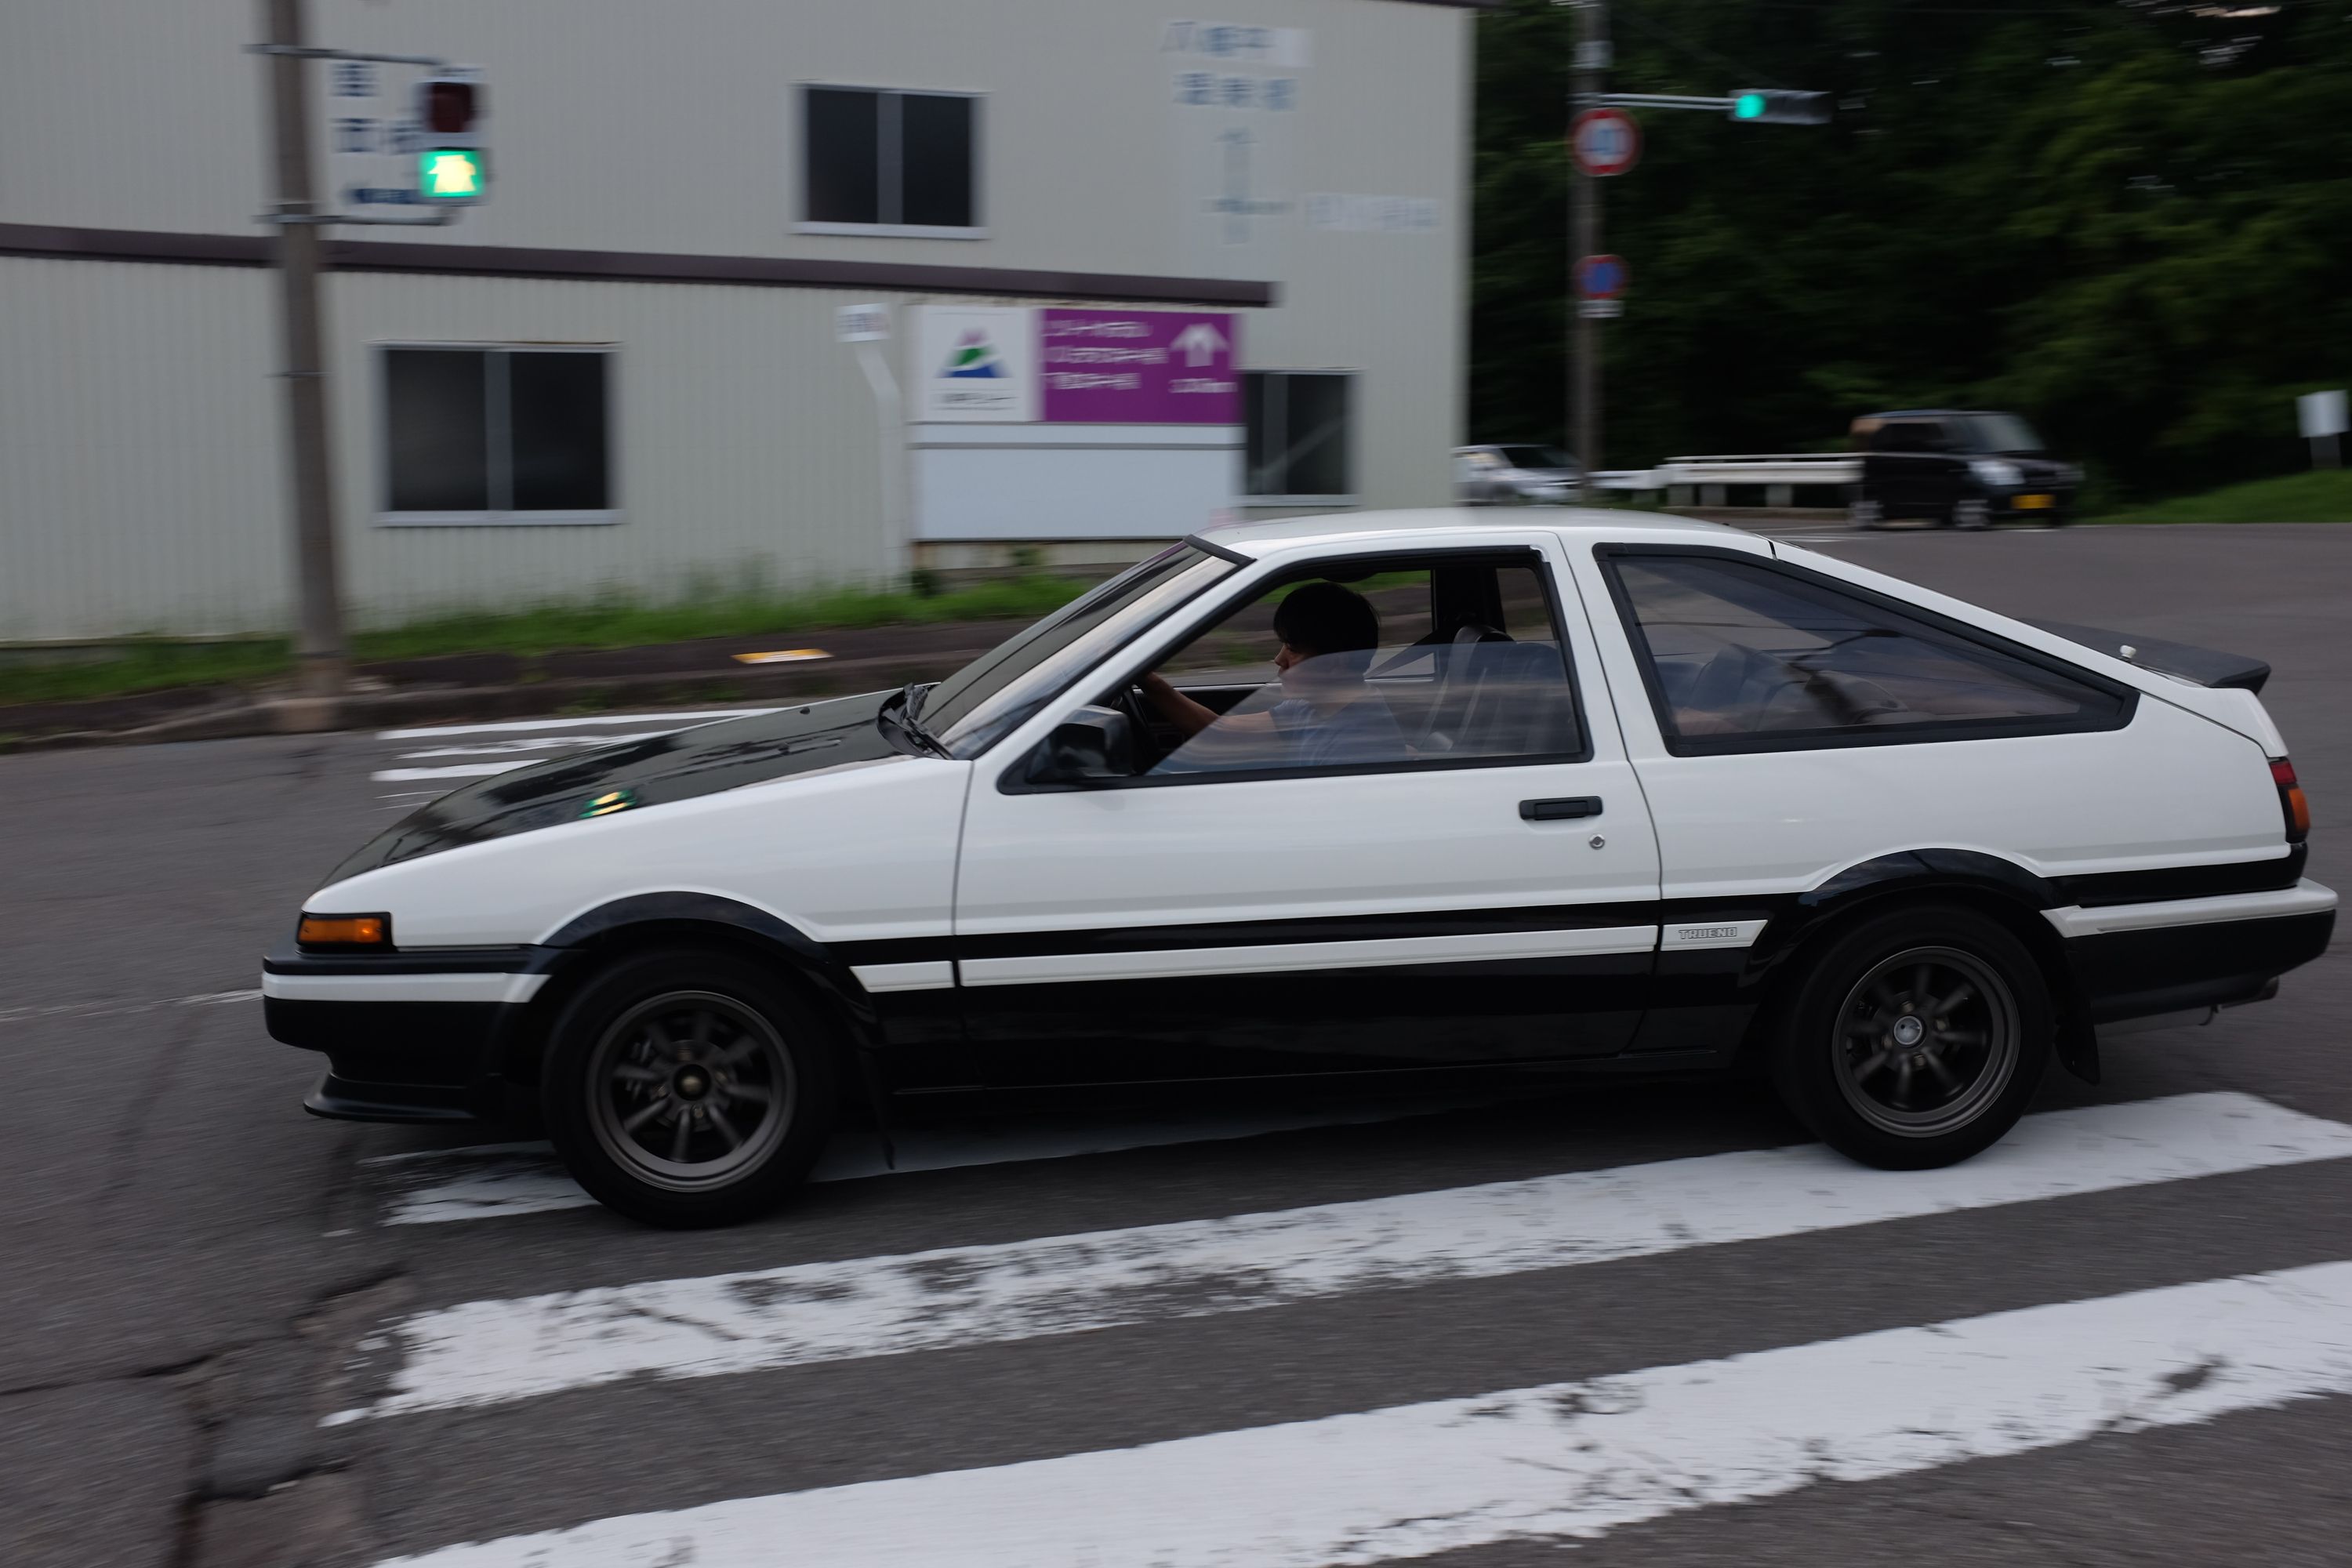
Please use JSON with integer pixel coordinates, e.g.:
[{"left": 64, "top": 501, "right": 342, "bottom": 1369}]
[
  {"left": 1848, "top": 492, "right": 1885, "bottom": 530},
  {"left": 1771, "top": 905, "right": 2049, "bottom": 1170},
  {"left": 542, "top": 949, "right": 839, "bottom": 1228},
  {"left": 1951, "top": 496, "right": 1991, "bottom": 530}
]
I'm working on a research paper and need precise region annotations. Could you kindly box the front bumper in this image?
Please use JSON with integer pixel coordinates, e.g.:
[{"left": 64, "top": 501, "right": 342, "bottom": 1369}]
[
  {"left": 2046, "top": 879, "right": 2336, "bottom": 1025},
  {"left": 263, "top": 946, "right": 555, "bottom": 1122}
]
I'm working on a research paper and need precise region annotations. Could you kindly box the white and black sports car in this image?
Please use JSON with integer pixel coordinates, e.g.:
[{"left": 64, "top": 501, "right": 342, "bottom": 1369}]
[{"left": 267, "top": 511, "right": 2334, "bottom": 1226}]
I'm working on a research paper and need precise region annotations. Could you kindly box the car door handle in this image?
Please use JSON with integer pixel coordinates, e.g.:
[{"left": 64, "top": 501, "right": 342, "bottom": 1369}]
[{"left": 1520, "top": 796, "right": 1602, "bottom": 821}]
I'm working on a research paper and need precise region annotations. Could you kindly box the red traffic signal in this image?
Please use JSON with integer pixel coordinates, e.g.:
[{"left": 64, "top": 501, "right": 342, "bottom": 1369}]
[{"left": 418, "top": 75, "right": 484, "bottom": 136}]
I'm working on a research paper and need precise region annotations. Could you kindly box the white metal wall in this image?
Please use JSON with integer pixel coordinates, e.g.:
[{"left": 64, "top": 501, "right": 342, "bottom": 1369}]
[
  {"left": 0, "top": 0, "right": 1471, "bottom": 637},
  {"left": 0, "top": 259, "right": 285, "bottom": 639}
]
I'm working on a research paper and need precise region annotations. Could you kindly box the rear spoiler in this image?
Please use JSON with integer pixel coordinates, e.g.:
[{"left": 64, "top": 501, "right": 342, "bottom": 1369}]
[{"left": 2028, "top": 619, "right": 2270, "bottom": 695}]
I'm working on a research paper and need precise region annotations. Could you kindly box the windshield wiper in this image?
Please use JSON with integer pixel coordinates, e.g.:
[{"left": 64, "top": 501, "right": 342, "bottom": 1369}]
[{"left": 881, "top": 682, "right": 951, "bottom": 759}]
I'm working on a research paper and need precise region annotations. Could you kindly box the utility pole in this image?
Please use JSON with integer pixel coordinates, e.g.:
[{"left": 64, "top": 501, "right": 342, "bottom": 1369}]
[
  {"left": 1570, "top": 0, "right": 1607, "bottom": 474},
  {"left": 261, "top": 0, "right": 349, "bottom": 699}
]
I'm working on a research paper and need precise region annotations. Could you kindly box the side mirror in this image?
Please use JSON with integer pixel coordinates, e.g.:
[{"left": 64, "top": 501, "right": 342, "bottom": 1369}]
[{"left": 1025, "top": 705, "right": 1134, "bottom": 787}]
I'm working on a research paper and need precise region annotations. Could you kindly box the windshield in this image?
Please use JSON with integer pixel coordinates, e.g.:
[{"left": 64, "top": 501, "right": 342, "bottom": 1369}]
[
  {"left": 1498, "top": 445, "right": 1576, "bottom": 470},
  {"left": 1965, "top": 414, "right": 2045, "bottom": 454},
  {"left": 924, "top": 543, "right": 1240, "bottom": 757}
]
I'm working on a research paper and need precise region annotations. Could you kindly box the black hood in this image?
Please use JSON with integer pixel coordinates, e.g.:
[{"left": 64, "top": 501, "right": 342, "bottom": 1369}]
[{"left": 326, "top": 689, "right": 904, "bottom": 884}]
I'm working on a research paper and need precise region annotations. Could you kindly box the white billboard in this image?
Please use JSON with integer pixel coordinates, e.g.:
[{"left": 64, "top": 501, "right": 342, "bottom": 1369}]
[{"left": 912, "top": 307, "right": 1038, "bottom": 423}]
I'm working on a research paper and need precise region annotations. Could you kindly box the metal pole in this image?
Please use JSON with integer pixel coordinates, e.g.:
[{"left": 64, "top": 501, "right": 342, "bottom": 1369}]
[
  {"left": 263, "top": 0, "right": 348, "bottom": 699},
  {"left": 854, "top": 339, "right": 907, "bottom": 586},
  {"left": 1571, "top": 1, "right": 1605, "bottom": 474}
]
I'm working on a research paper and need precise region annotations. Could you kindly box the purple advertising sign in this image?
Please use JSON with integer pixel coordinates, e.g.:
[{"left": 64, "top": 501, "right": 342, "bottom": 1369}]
[{"left": 1038, "top": 309, "right": 1241, "bottom": 424}]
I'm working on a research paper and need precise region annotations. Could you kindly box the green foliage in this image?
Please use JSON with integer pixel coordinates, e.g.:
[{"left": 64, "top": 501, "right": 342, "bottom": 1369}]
[
  {"left": 0, "top": 577, "right": 1091, "bottom": 707},
  {"left": 2089, "top": 466, "right": 2352, "bottom": 524},
  {"left": 1472, "top": 1, "right": 2352, "bottom": 499}
]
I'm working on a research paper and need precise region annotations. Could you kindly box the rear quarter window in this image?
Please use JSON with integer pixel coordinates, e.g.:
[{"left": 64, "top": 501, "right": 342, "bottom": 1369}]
[{"left": 1603, "top": 551, "right": 2132, "bottom": 754}]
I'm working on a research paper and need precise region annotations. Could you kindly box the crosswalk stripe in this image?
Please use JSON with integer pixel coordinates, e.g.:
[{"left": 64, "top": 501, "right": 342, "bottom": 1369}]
[
  {"left": 337, "top": 1092, "right": 2352, "bottom": 1424},
  {"left": 373, "top": 1258, "right": 2352, "bottom": 1568}
]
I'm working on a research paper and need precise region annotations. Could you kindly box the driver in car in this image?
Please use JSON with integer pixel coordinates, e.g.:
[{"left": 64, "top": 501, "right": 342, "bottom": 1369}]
[{"left": 1139, "top": 581, "right": 1407, "bottom": 768}]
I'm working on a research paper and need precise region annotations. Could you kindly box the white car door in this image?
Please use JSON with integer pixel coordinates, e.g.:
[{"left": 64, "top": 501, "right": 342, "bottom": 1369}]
[{"left": 949, "top": 538, "right": 1663, "bottom": 1087}]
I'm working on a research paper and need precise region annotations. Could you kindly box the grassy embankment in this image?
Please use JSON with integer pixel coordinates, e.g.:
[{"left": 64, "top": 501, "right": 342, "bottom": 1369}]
[
  {"left": 2092, "top": 468, "right": 2352, "bottom": 525},
  {"left": 0, "top": 576, "right": 1089, "bottom": 709}
]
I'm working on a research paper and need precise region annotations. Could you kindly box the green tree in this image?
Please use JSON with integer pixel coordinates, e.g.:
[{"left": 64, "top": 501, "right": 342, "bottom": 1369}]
[{"left": 1470, "top": 0, "right": 2352, "bottom": 499}]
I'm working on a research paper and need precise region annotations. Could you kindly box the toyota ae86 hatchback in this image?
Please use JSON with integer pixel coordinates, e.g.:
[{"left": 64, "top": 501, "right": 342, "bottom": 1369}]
[{"left": 267, "top": 511, "right": 2334, "bottom": 1226}]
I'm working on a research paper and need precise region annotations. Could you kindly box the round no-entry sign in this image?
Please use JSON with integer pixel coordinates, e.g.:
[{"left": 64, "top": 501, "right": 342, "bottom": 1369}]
[
  {"left": 1575, "top": 253, "right": 1628, "bottom": 300},
  {"left": 1570, "top": 108, "right": 1642, "bottom": 177}
]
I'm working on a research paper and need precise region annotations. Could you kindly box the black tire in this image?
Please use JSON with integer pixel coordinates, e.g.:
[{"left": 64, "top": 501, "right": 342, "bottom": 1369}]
[
  {"left": 1950, "top": 496, "right": 1991, "bottom": 531},
  {"left": 541, "top": 948, "right": 839, "bottom": 1228},
  {"left": 1770, "top": 904, "right": 2049, "bottom": 1171},
  {"left": 1848, "top": 492, "right": 1886, "bottom": 531}
]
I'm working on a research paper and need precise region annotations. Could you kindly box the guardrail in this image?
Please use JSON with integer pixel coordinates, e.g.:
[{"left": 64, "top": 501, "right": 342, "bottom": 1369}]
[{"left": 1591, "top": 453, "right": 1858, "bottom": 509}]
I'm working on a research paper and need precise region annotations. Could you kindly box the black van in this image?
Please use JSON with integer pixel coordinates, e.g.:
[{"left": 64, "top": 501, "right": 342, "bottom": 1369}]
[{"left": 1849, "top": 409, "right": 2080, "bottom": 529}]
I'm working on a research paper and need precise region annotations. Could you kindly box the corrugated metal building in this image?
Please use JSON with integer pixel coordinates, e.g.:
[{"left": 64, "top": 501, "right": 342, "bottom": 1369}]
[{"left": 0, "top": 0, "right": 1476, "bottom": 639}]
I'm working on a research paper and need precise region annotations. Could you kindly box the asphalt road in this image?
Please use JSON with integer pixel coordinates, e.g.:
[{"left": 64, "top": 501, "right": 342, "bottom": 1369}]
[{"left": 4, "top": 522, "right": 2349, "bottom": 1567}]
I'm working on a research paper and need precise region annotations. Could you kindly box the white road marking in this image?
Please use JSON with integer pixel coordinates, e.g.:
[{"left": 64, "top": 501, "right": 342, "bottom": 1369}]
[
  {"left": 372, "top": 1258, "right": 2352, "bottom": 1568},
  {"left": 372, "top": 763, "right": 538, "bottom": 782},
  {"left": 0, "top": 988, "right": 261, "bottom": 1027},
  {"left": 339, "top": 1093, "right": 2352, "bottom": 1422},
  {"left": 368, "top": 1094, "right": 1502, "bottom": 1226},
  {"left": 393, "top": 731, "right": 673, "bottom": 759},
  {"left": 376, "top": 709, "right": 777, "bottom": 741}
]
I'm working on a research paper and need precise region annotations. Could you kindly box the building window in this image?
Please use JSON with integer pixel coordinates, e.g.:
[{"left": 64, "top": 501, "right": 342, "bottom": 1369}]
[
  {"left": 801, "top": 86, "right": 980, "bottom": 234},
  {"left": 381, "top": 347, "right": 615, "bottom": 524},
  {"left": 1246, "top": 372, "right": 1353, "bottom": 499}
]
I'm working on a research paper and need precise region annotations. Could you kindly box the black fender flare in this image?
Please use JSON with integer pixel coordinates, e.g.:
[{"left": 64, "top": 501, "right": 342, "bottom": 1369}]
[
  {"left": 492, "top": 892, "right": 899, "bottom": 1153},
  {"left": 1743, "top": 850, "right": 2098, "bottom": 1083}
]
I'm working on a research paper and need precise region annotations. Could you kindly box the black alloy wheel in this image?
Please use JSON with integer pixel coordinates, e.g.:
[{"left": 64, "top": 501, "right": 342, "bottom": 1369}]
[
  {"left": 543, "top": 949, "right": 838, "bottom": 1228},
  {"left": 1772, "top": 904, "right": 2049, "bottom": 1171}
]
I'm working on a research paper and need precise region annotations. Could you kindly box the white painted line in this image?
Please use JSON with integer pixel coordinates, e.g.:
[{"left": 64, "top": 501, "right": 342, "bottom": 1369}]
[
  {"left": 368, "top": 1094, "right": 1502, "bottom": 1227},
  {"left": 262, "top": 971, "right": 548, "bottom": 1005},
  {"left": 371, "top": 763, "right": 535, "bottom": 782},
  {"left": 0, "top": 988, "right": 262, "bottom": 1027},
  {"left": 394, "top": 731, "right": 674, "bottom": 759},
  {"left": 372, "top": 1259, "right": 2352, "bottom": 1568},
  {"left": 959, "top": 924, "right": 1660, "bottom": 988},
  {"left": 376, "top": 709, "right": 777, "bottom": 741},
  {"left": 341, "top": 1093, "right": 2352, "bottom": 1421},
  {"left": 848, "top": 960, "right": 956, "bottom": 993},
  {"left": 2044, "top": 877, "right": 2336, "bottom": 938}
]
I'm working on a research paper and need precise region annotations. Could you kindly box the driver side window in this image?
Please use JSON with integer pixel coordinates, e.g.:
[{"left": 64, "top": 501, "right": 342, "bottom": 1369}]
[{"left": 1104, "top": 552, "right": 1586, "bottom": 781}]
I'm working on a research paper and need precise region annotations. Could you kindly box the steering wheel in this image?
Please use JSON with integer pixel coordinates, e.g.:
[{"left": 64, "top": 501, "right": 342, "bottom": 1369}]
[{"left": 1116, "top": 681, "right": 1166, "bottom": 771}]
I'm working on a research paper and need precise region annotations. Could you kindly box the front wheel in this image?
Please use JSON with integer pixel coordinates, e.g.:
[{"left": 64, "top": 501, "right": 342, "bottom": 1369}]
[
  {"left": 1770, "top": 905, "right": 2049, "bottom": 1170},
  {"left": 1848, "top": 492, "right": 1885, "bottom": 531},
  {"left": 542, "top": 949, "right": 839, "bottom": 1227},
  {"left": 1951, "top": 496, "right": 1991, "bottom": 530}
]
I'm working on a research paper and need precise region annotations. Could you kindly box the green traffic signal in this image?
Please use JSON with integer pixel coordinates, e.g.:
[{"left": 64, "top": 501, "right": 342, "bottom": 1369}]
[
  {"left": 1733, "top": 93, "right": 1766, "bottom": 120},
  {"left": 419, "top": 147, "right": 485, "bottom": 201}
]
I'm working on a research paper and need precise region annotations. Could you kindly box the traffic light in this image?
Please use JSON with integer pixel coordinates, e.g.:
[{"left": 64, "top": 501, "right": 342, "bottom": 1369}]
[
  {"left": 414, "top": 72, "right": 488, "bottom": 202},
  {"left": 1729, "top": 89, "right": 1831, "bottom": 125}
]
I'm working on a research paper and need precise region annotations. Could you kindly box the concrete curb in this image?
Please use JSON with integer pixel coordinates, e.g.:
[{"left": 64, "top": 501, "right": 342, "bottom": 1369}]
[{"left": 0, "top": 648, "right": 984, "bottom": 754}]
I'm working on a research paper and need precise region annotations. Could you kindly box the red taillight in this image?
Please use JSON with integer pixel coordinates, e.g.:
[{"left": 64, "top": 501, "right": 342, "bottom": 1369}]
[{"left": 2271, "top": 758, "right": 2310, "bottom": 842}]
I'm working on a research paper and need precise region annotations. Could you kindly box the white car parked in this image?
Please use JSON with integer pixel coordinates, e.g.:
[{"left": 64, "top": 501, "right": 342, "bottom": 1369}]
[{"left": 267, "top": 511, "right": 2333, "bottom": 1226}]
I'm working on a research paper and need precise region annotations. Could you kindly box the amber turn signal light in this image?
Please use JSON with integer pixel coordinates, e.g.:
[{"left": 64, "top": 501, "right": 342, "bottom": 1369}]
[
  {"left": 298, "top": 914, "right": 390, "bottom": 949},
  {"left": 2270, "top": 759, "right": 2310, "bottom": 843}
]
